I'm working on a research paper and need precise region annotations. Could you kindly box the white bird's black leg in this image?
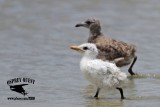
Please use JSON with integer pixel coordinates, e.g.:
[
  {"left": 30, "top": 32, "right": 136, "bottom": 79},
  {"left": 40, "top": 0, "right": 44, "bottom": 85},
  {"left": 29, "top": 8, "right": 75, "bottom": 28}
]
[
  {"left": 116, "top": 87, "right": 125, "bottom": 99},
  {"left": 94, "top": 88, "right": 100, "bottom": 98},
  {"left": 128, "top": 56, "right": 137, "bottom": 75}
]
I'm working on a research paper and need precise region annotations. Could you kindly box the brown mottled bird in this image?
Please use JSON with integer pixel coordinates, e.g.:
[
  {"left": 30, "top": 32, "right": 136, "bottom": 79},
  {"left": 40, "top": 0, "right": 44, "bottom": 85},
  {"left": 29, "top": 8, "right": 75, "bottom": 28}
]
[{"left": 75, "top": 18, "right": 137, "bottom": 75}]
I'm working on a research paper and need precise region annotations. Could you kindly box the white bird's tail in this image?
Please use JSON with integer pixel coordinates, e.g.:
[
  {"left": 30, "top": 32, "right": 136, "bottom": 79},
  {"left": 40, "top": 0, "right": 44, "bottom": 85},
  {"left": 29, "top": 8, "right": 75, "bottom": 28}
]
[
  {"left": 108, "top": 63, "right": 127, "bottom": 81},
  {"left": 117, "top": 72, "right": 127, "bottom": 81}
]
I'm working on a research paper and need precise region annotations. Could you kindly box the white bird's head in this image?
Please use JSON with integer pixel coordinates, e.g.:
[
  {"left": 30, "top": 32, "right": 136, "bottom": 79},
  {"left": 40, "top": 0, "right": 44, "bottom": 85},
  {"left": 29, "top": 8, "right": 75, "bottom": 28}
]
[{"left": 70, "top": 43, "right": 98, "bottom": 58}]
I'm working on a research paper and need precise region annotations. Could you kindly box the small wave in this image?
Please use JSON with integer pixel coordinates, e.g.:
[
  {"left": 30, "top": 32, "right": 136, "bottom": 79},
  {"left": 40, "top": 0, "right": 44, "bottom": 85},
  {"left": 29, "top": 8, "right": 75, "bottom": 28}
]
[{"left": 127, "top": 73, "right": 160, "bottom": 79}]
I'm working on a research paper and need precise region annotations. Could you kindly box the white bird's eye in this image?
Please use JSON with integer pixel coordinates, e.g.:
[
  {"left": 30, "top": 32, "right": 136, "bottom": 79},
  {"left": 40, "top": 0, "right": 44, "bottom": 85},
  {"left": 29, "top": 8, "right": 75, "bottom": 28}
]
[{"left": 83, "top": 47, "right": 88, "bottom": 50}]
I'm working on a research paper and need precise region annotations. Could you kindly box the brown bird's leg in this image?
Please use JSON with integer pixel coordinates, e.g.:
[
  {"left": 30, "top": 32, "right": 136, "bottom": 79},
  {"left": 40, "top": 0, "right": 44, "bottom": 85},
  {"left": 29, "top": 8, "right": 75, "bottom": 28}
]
[
  {"left": 94, "top": 88, "right": 100, "bottom": 99},
  {"left": 128, "top": 56, "right": 137, "bottom": 75},
  {"left": 116, "top": 87, "right": 125, "bottom": 99}
]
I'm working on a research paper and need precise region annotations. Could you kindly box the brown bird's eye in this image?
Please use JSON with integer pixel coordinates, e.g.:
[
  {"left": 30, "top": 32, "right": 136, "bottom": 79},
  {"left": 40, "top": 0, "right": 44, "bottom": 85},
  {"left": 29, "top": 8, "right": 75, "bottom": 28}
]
[
  {"left": 85, "top": 21, "right": 91, "bottom": 25},
  {"left": 83, "top": 47, "right": 88, "bottom": 50}
]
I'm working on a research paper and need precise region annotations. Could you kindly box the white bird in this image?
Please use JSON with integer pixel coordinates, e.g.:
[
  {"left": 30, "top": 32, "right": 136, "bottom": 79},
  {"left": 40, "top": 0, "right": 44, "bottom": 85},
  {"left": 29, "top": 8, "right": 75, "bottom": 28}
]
[{"left": 70, "top": 43, "right": 127, "bottom": 99}]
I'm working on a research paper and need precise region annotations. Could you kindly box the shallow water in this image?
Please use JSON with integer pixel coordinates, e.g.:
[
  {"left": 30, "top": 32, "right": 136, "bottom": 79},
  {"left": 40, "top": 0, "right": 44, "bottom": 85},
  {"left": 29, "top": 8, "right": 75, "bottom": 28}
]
[{"left": 0, "top": 0, "right": 160, "bottom": 107}]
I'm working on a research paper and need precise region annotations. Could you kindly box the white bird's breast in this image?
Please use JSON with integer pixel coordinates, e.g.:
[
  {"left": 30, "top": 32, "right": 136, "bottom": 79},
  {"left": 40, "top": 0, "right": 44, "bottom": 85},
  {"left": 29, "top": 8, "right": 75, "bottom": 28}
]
[
  {"left": 80, "top": 58, "right": 105, "bottom": 87},
  {"left": 80, "top": 58, "right": 92, "bottom": 81}
]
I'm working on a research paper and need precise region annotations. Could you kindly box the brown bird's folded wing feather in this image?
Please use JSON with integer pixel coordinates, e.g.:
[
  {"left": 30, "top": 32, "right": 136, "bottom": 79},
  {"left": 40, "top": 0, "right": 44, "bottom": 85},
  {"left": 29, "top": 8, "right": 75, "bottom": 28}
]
[{"left": 88, "top": 36, "right": 136, "bottom": 63}]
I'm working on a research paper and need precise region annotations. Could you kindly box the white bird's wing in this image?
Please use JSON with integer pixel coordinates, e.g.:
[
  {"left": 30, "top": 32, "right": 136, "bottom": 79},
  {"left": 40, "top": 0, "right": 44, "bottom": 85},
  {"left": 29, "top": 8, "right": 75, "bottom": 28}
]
[
  {"left": 85, "top": 59, "right": 127, "bottom": 88},
  {"left": 87, "top": 60, "right": 126, "bottom": 81},
  {"left": 87, "top": 59, "right": 111, "bottom": 75},
  {"left": 86, "top": 60, "right": 119, "bottom": 88}
]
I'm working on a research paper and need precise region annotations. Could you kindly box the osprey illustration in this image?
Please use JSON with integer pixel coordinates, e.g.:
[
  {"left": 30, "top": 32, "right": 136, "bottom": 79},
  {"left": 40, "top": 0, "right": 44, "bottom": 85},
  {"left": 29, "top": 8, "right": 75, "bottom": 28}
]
[{"left": 9, "top": 84, "right": 28, "bottom": 96}]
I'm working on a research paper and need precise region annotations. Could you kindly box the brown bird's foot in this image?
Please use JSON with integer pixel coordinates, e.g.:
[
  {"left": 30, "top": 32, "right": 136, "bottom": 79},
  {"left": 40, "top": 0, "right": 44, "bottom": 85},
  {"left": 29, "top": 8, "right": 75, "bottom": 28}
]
[
  {"left": 128, "top": 68, "right": 136, "bottom": 75},
  {"left": 128, "top": 56, "right": 137, "bottom": 76}
]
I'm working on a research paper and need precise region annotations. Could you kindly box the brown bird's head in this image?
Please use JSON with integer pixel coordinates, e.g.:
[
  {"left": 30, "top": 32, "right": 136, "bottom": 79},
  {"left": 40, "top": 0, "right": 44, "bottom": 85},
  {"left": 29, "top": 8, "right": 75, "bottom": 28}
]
[{"left": 75, "top": 18, "right": 102, "bottom": 36}]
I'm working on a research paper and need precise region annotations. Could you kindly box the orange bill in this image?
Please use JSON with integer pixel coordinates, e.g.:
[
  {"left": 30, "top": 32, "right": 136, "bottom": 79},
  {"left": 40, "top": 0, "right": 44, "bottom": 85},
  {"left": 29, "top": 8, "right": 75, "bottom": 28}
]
[{"left": 70, "top": 46, "right": 81, "bottom": 51}]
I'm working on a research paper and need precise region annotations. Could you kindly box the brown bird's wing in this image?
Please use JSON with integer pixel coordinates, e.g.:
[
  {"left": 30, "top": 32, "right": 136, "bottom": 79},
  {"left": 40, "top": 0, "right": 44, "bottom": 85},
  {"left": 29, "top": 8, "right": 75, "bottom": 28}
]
[{"left": 89, "top": 36, "right": 136, "bottom": 61}]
